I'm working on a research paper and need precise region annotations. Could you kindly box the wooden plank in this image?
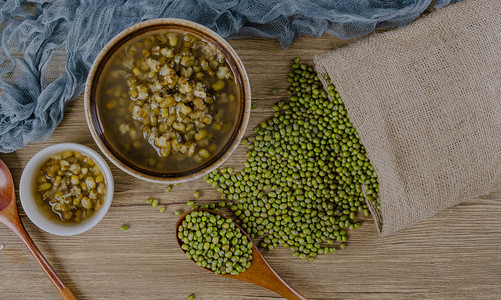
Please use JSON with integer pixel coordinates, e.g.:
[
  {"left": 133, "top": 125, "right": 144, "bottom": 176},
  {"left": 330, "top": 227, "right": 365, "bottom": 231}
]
[{"left": 1, "top": 34, "right": 500, "bottom": 300}]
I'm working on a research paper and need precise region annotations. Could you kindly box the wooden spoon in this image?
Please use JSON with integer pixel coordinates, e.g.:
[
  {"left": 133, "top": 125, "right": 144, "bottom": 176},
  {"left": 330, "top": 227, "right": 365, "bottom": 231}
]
[
  {"left": 0, "top": 158, "right": 76, "bottom": 299},
  {"left": 176, "top": 209, "right": 309, "bottom": 300}
]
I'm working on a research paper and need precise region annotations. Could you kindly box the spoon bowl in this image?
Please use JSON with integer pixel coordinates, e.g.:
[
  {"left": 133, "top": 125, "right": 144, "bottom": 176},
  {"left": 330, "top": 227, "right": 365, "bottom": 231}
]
[
  {"left": 0, "top": 158, "right": 76, "bottom": 299},
  {"left": 176, "top": 209, "right": 308, "bottom": 300}
]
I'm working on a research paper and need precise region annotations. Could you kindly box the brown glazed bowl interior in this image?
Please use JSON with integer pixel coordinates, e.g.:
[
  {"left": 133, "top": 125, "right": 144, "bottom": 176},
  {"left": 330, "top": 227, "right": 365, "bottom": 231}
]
[{"left": 84, "top": 18, "right": 251, "bottom": 183}]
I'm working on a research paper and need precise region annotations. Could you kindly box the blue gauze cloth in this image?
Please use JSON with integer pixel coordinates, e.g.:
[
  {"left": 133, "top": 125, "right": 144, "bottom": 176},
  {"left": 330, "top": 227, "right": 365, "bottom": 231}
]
[{"left": 0, "top": 0, "right": 457, "bottom": 152}]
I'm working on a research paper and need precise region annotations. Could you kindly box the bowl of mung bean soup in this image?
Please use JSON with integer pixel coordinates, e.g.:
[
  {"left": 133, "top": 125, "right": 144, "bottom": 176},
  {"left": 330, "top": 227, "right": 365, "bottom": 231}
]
[
  {"left": 19, "top": 143, "right": 114, "bottom": 236},
  {"left": 85, "top": 18, "right": 251, "bottom": 183}
]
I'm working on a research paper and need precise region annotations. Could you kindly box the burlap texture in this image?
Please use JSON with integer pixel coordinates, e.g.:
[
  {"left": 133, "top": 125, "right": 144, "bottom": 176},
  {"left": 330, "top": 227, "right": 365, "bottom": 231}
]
[{"left": 314, "top": 0, "right": 501, "bottom": 235}]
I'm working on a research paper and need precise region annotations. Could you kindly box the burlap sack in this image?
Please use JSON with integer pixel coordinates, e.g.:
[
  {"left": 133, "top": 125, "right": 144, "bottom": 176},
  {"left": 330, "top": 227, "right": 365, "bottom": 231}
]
[{"left": 314, "top": 0, "right": 501, "bottom": 235}]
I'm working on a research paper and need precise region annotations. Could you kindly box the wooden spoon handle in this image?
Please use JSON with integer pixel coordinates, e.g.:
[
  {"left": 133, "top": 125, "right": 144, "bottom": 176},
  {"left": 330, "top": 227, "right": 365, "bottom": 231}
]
[
  {"left": 60, "top": 287, "right": 77, "bottom": 300},
  {"left": 251, "top": 249, "right": 309, "bottom": 300},
  {"left": 7, "top": 217, "right": 76, "bottom": 299}
]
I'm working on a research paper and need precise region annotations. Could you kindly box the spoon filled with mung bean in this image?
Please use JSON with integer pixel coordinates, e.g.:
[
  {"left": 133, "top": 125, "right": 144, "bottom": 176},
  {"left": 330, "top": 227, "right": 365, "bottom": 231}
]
[{"left": 176, "top": 209, "right": 308, "bottom": 300}]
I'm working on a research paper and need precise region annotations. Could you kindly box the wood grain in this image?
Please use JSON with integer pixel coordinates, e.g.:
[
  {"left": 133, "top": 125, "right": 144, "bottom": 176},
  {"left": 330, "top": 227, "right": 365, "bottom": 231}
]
[{"left": 1, "top": 34, "right": 501, "bottom": 300}]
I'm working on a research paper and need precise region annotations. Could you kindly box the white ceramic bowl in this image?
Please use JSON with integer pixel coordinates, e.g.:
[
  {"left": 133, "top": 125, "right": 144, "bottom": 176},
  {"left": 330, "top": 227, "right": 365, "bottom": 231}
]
[{"left": 20, "top": 143, "right": 114, "bottom": 236}]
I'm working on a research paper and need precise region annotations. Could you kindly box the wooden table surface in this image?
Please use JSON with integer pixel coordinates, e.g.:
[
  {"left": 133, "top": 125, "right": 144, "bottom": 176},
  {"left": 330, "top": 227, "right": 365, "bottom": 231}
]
[{"left": 1, "top": 33, "right": 501, "bottom": 300}]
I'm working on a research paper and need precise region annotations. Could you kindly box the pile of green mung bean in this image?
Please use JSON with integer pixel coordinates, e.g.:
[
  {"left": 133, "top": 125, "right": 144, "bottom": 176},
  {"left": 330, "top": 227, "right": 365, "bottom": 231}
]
[
  {"left": 178, "top": 210, "right": 253, "bottom": 275},
  {"left": 204, "top": 58, "right": 379, "bottom": 260}
]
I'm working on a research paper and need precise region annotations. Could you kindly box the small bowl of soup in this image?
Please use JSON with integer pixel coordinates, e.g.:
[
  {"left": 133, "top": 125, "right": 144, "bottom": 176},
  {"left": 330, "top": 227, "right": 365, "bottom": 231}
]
[
  {"left": 85, "top": 18, "right": 251, "bottom": 183},
  {"left": 19, "top": 143, "right": 114, "bottom": 236}
]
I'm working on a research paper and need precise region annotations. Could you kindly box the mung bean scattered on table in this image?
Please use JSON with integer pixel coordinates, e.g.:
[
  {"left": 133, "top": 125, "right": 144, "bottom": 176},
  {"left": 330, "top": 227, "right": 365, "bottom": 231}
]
[{"left": 205, "top": 58, "right": 380, "bottom": 260}]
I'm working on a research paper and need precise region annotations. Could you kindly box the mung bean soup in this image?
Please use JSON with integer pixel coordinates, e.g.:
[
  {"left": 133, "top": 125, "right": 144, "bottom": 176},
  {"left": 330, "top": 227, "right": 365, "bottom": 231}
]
[
  {"left": 33, "top": 150, "right": 106, "bottom": 224},
  {"left": 98, "top": 30, "right": 240, "bottom": 173}
]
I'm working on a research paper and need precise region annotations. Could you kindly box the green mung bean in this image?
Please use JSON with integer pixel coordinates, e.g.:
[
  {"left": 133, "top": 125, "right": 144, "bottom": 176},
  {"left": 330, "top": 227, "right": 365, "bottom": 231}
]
[
  {"left": 179, "top": 210, "right": 252, "bottom": 275},
  {"left": 205, "top": 58, "right": 380, "bottom": 260}
]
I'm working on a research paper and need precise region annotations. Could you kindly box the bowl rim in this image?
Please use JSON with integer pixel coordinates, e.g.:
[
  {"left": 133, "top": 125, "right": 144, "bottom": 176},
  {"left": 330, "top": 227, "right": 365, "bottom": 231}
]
[
  {"left": 84, "top": 18, "right": 251, "bottom": 183},
  {"left": 19, "top": 143, "right": 114, "bottom": 236}
]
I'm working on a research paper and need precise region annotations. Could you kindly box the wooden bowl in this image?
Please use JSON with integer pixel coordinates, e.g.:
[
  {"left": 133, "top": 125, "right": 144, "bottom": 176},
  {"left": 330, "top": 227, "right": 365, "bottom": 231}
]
[{"left": 84, "top": 18, "right": 251, "bottom": 183}]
